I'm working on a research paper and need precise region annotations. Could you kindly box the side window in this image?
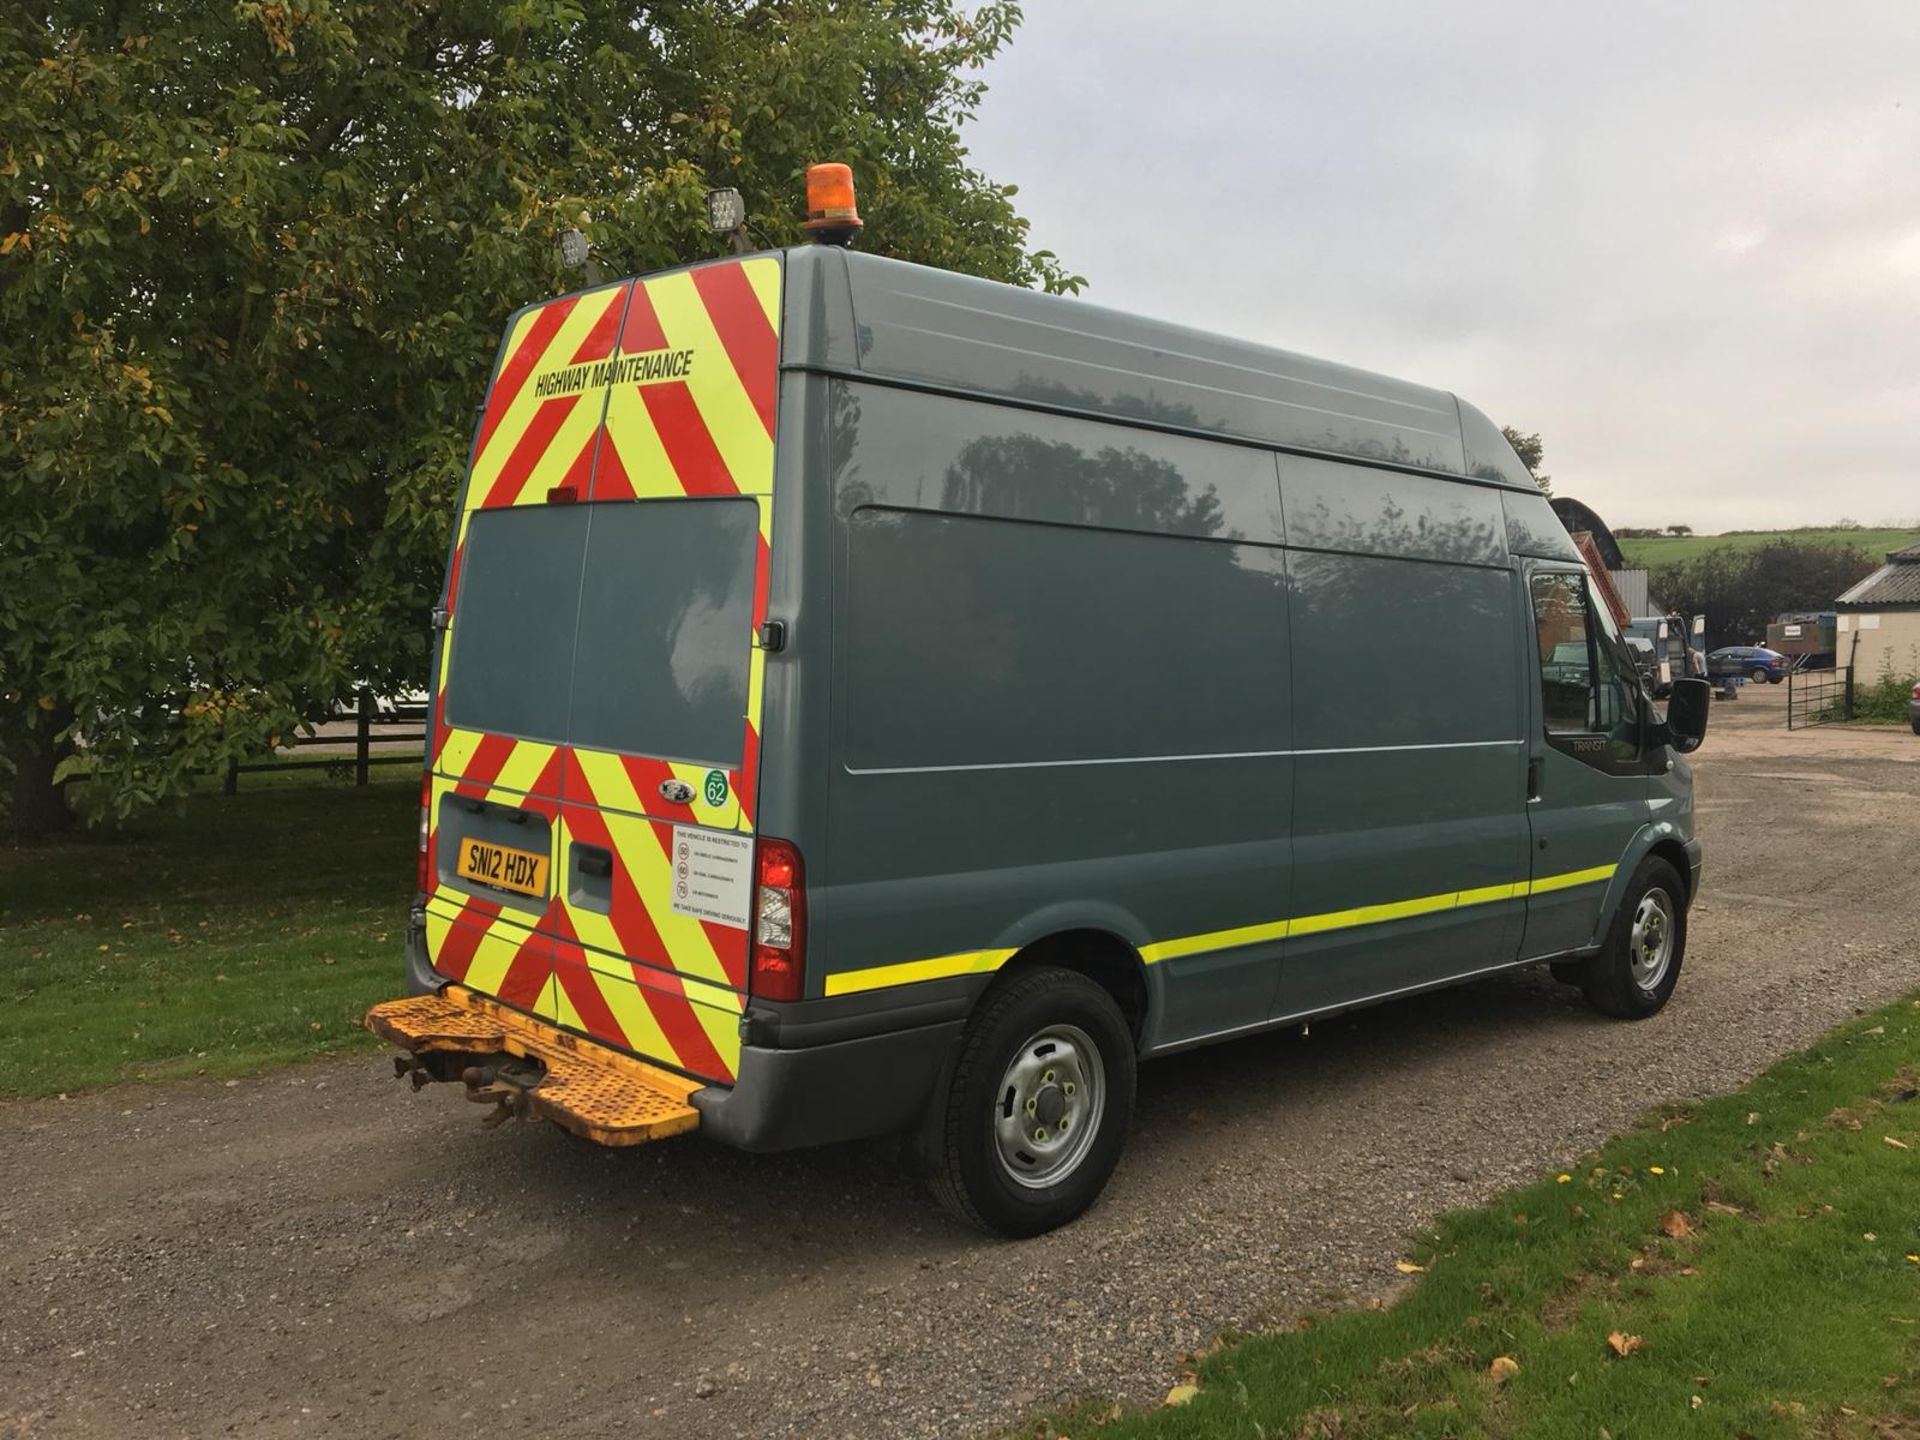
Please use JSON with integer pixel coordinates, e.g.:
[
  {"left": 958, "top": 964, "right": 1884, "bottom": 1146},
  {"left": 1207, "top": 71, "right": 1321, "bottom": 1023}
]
[
  {"left": 1529, "top": 573, "right": 1640, "bottom": 758},
  {"left": 1531, "top": 574, "right": 1595, "bottom": 732}
]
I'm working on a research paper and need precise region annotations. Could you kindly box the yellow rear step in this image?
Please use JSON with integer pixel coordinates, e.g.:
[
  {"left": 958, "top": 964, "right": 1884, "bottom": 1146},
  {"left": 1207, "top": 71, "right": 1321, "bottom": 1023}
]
[{"left": 365, "top": 985, "right": 701, "bottom": 1146}]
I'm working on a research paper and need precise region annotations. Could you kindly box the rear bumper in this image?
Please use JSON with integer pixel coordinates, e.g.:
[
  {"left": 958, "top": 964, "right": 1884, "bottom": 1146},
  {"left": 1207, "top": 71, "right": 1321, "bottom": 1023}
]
[
  {"left": 691, "top": 1018, "right": 965, "bottom": 1154},
  {"left": 398, "top": 907, "right": 967, "bottom": 1153}
]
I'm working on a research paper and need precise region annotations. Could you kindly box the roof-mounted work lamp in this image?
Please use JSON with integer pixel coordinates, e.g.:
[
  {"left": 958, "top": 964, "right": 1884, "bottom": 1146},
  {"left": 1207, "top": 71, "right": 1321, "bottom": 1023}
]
[
  {"left": 555, "top": 216, "right": 605, "bottom": 286},
  {"left": 704, "top": 187, "right": 751, "bottom": 254}
]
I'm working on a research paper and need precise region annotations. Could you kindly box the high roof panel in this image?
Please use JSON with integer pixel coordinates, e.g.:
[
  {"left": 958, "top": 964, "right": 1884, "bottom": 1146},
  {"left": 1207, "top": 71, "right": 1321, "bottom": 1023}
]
[{"left": 780, "top": 247, "right": 1535, "bottom": 490}]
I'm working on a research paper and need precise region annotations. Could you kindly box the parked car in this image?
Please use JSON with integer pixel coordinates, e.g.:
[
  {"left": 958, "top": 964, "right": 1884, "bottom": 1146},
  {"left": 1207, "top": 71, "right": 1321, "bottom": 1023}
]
[
  {"left": 1707, "top": 645, "right": 1791, "bottom": 683},
  {"left": 1909, "top": 681, "right": 1920, "bottom": 735}
]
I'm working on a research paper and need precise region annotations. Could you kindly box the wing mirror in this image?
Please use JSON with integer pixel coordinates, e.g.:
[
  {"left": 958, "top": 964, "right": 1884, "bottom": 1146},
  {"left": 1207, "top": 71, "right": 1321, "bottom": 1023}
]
[{"left": 1661, "top": 677, "right": 1710, "bottom": 754}]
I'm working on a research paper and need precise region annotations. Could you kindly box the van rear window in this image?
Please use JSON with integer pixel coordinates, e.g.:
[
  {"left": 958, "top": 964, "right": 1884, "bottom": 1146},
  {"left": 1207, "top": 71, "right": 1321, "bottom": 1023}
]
[{"left": 445, "top": 499, "right": 758, "bottom": 769}]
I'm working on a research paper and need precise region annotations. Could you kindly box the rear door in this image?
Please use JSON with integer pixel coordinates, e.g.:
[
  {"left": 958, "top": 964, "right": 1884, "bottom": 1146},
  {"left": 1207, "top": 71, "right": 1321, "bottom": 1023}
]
[
  {"left": 424, "top": 279, "right": 634, "bottom": 1026},
  {"left": 549, "top": 259, "right": 781, "bottom": 1085}
]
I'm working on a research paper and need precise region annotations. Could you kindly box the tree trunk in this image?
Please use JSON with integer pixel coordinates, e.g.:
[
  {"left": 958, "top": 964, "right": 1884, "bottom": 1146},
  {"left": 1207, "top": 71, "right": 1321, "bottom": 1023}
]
[{"left": 5, "top": 713, "right": 74, "bottom": 835}]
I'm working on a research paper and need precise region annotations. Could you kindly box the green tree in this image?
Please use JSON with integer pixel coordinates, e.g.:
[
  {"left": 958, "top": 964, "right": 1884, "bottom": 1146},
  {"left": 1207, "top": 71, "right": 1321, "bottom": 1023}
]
[
  {"left": 1500, "top": 425, "right": 1552, "bottom": 496},
  {"left": 1, "top": 0, "right": 1079, "bottom": 832},
  {"left": 1653, "top": 541, "right": 1877, "bottom": 649}
]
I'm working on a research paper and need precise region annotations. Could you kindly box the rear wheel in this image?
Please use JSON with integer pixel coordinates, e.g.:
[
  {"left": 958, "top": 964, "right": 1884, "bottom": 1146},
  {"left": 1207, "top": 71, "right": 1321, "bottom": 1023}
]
[
  {"left": 1578, "top": 857, "right": 1687, "bottom": 1019},
  {"left": 926, "top": 966, "right": 1136, "bottom": 1238},
  {"left": 1750, "top": 666, "right": 1771, "bottom": 683}
]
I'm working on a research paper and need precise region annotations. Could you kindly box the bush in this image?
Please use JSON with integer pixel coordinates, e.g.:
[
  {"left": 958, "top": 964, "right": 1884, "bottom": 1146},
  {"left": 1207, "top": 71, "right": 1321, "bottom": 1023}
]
[{"left": 1852, "top": 663, "right": 1919, "bottom": 724}]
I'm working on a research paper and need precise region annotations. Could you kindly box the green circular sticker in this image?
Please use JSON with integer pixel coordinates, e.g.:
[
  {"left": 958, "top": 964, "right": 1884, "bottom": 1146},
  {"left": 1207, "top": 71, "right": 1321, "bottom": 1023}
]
[{"left": 703, "top": 769, "right": 730, "bottom": 808}]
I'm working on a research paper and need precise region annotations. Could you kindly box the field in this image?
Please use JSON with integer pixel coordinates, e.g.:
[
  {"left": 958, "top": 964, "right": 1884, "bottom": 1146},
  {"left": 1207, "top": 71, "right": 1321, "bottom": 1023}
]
[
  {"left": 1031, "top": 996, "right": 1920, "bottom": 1440},
  {"left": 1618, "top": 526, "right": 1920, "bottom": 569},
  {"left": 0, "top": 771, "right": 414, "bottom": 1097}
]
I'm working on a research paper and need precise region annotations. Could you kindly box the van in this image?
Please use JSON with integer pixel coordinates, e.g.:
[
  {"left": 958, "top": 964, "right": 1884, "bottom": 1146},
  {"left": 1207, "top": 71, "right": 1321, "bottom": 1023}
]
[{"left": 369, "top": 233, "right": 1710, "bottom": 1236}]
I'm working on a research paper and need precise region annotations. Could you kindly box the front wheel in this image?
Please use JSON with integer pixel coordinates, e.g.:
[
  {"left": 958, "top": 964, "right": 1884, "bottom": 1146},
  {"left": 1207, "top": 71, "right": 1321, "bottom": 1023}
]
[
  {"left": 925, "top": 966, "right": 1136, "bottom": 1238},
  {"left": 1578, "top": 857, "right": 1687, "bottom": 1019}
]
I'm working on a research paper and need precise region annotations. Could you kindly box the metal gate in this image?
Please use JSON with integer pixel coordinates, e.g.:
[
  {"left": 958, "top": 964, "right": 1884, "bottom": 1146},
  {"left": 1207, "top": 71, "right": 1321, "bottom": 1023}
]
[{"left": 1787, "top": 666, "right": 1853, "bottom": 729}]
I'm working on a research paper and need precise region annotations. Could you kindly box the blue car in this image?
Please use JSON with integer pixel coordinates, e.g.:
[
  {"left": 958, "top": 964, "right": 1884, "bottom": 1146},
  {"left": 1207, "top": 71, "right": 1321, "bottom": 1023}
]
[{"left": 1707, "top": 645, "right": 1791, "bottom": 683}]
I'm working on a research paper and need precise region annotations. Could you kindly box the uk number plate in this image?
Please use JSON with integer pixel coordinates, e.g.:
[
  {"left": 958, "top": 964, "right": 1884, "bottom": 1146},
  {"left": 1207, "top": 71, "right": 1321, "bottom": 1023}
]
[{"left": 456, "top": 837, "right": 549, "bottom": 898}]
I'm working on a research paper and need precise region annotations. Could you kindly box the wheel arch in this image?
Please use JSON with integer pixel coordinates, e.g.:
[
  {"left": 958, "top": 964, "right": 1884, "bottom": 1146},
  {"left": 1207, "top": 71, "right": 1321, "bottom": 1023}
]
[
  {"left": 1642, "top": 837, "right": 1696, "bottom": 902},
  {"left": 992, "top": 928, "right": 1151, "bottom": 1045}
]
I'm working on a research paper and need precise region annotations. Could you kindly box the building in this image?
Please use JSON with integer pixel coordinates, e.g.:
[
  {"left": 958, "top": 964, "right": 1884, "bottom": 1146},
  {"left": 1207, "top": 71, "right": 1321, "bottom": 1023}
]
[{"left": 1834, "top": 542, "right": 1920, "bottom": 682}]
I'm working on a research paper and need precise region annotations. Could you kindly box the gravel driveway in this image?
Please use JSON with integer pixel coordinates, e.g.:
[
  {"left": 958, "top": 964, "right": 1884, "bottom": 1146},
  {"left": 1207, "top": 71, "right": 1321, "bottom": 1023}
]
[{"left": 5, "top": 686, "right": 1918, "bottom": 1440}]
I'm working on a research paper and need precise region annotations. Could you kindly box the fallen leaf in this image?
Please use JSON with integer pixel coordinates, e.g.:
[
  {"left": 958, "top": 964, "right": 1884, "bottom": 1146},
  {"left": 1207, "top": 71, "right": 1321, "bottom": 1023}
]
[
  {"left": 1556, "top": 1173, "right": 1572, "bottom": 1184},
  {"left": 1649, "top": 1166, "right": 1666, "bottom": 1176},
  {"left": 1747, "top": 1112, "right": 1760, "bottom": 1126},
  {"left": 1395, "top": 1260, "right": 1425, "bottom": 1274},
  {"left": 1865, "top": 1233, "right": 1878, "bottom": 1242},
  {"left": 1885, "top": 1136, "right": 1910, "bottom": 1150},
  {"left": 1690, "top": 1394, "right": 1703, "bottom": 1409},
  {"left": 1606, "top": 1332, "right": 1645, "bottom": 1358},
  {"left": 1661, "top": 1211, "right": 1692, "bottom": 1239},
  {"left": 1163, "top": 1384, "right": 1198, "bottom": 1407},
  {"left": 1489, "top": 1356, "right": 1519, "bottom": 1383},
  {"left": 1705, "top": 1201, "right": 1744, "bottom": 1216}
]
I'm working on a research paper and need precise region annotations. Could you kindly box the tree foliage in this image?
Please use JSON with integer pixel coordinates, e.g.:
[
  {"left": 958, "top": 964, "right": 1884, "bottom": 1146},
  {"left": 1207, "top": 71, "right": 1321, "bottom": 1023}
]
[
  {"left": 0, "top": 0, "right": 1078, "bottom": 829},
  {"left": 1652, "top": 541, "right": 1878, "bottom": 650},
  {"left": 1499, "top": 425, "right": 1551, "bottom": 495}
]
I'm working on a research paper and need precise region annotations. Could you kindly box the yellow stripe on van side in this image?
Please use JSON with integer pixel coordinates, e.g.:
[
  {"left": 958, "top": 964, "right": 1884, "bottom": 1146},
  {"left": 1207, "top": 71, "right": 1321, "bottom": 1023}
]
[
  {"left": 1139, "top": 918, "right": 1292, "bottom": 965},
  {"left": 1524, "top": 863, "right": 1619, "bottom": 895},
  {"left": 822, "top": 948, "right": 1017, "bottom": 997},
  {"left": 817, "top": 864, "right": 1618, "bottom": 997}
]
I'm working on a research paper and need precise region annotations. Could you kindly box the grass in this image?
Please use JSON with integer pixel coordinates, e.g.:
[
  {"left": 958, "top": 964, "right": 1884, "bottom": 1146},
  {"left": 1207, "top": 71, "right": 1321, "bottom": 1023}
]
[
  {"left": 0, "top": 769, "right": 416, "bottom": 1098},
  {"left": 1617, "top": 526, "right": 1920, "bottom": 569},
  {"left": 1022, "top": 996, "right": 1920, "bottom": 1440}
]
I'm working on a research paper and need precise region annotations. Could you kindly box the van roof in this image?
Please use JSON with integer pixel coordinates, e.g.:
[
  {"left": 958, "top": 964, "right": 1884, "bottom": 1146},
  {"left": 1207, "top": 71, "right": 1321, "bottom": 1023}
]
[{"left": 778, "top": 246, "right": 1538, "bottom": 491}]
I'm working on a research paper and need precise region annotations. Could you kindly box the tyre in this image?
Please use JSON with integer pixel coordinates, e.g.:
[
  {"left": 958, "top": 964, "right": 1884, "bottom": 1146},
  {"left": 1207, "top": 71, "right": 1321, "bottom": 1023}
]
[
  {"left": 1578, "top": 857, "right": 1687, "bottom": 1020},
  {"left": 1911, "top": 719, "right": 1920, "bottom": 736},
  {"left": 1750, "top": 666, "right": 1770, "bottom": 683},
  {"left": 925, "top": 966, "right": 1136, "bottom": 1238}
]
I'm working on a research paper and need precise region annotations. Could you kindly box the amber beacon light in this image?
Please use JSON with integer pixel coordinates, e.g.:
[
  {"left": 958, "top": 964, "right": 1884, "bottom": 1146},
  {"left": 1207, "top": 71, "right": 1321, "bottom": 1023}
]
[{"left": 803, "top": 162, "right": 863, "bottom": 246}]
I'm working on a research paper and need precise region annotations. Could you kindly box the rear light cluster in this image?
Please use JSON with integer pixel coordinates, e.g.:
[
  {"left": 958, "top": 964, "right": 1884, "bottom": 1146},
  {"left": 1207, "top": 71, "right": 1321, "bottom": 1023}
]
[
  {"left": 416, "top": 771, "right": 433, "bottom": 894},
  {"left": 750, "top": 837, "right": 806, "bottom": 1002}
]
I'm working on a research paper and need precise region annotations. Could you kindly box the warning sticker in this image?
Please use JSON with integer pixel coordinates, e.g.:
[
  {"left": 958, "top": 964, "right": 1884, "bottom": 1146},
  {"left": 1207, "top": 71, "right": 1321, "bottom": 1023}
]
[{"left": 669, "top": 825, "right": 754, "bottom": 930}]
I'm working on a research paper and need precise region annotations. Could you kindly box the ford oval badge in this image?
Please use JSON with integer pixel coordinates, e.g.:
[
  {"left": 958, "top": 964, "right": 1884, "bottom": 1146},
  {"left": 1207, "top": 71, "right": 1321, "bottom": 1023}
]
[{"left": 658, "top": 778, "right": 695, "bottom": 804}]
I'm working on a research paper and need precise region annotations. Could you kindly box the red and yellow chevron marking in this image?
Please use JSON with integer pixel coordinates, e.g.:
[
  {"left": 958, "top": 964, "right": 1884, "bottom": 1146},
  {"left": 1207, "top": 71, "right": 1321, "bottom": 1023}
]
[
  {"left": 466, "top": 281, "right": 631, "bottom": 517},
  {"left": 422, "top": 898, "right": 558, "bottom": 1022},
  {"left": 558, "top": 766, "right": 750, "bottom": 992},
  {"left": 592, "top": 259, "right": 780, "bottom": 502},
  {"left": 551, "top": 911, "right": 740, "bottom": 1084},
  {"left": 566, "top": 745, "right": 746, "bottom": 833}
]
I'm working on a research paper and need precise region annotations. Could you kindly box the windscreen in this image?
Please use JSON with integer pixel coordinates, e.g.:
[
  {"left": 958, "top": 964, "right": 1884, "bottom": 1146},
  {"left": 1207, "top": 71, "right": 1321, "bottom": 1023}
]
[{"left": 445, "top": 499, "right": 758, "bottom": 767}]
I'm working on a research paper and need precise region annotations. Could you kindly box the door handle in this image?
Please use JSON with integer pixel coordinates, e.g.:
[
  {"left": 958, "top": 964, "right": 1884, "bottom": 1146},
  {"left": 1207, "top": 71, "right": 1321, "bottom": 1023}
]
[{"left": 1526, "top": 757, "right": 1543, "bottom": 802}]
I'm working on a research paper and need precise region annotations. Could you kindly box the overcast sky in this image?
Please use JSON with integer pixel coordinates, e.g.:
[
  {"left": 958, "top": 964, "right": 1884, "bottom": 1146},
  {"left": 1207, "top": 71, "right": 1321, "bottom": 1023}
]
[{"left": 964, "top": 2, "right": 1920, "bottom": 532}]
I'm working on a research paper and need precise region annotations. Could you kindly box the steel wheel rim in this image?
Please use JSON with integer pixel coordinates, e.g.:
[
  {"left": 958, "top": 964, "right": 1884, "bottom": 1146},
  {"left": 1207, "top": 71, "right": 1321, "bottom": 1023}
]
[
  {"left": 992, "top": 1024, "right": 1105, "bottom": 1190},
  {"left": 1629, "top": 887, "right": 1676, "bottom": 991}
]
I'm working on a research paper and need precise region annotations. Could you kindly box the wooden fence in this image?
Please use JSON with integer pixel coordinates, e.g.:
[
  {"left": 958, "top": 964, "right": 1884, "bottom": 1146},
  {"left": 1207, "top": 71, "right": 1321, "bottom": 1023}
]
[{"left": 223, "top": 692, "right": 426, "bottom": 792}]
